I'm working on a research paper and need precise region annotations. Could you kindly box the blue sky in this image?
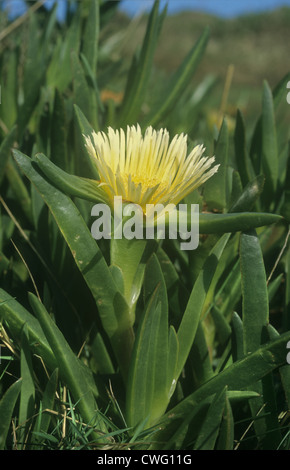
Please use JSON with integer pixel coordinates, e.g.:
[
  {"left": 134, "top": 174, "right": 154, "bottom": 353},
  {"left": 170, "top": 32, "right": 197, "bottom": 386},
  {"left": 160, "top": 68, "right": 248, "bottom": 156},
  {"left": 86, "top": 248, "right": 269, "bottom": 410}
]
[
  {"left": 119, "top": 0, "right": 290, "bottom": 17},
  {"left": 2, "top": 0, "right": 290, "bottom": 21}
]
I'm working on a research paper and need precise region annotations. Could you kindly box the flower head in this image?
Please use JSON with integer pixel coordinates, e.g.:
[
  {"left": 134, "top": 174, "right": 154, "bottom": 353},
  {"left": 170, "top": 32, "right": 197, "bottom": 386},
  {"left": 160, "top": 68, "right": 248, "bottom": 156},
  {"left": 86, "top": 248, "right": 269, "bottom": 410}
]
[{"left": 84, "top": 125, "right": 219, "bottom": 213}]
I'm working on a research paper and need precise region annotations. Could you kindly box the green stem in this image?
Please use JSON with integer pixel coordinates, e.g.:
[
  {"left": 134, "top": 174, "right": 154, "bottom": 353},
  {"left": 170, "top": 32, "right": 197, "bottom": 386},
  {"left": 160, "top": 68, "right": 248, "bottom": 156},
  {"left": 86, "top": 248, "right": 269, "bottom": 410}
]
[
  {"left": 110, "top": 236, "right": 158, "bottom": 380},
  {"left": 110, "top": 237, "right": 155, "bottom": 319}
]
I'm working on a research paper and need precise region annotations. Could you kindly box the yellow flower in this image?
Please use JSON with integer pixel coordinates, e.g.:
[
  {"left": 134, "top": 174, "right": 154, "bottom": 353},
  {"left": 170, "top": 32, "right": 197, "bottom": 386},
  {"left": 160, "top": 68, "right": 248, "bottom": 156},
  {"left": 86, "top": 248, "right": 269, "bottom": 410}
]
[{"left": 84, "top": 125, "right": 219, "bottom": 213}]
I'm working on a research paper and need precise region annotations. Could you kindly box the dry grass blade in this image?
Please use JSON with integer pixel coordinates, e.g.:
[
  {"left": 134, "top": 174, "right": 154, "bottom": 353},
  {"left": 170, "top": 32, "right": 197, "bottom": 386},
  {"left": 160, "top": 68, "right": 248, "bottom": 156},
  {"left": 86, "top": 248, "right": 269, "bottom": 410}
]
[
  {"left": 10, "top": 239, "right": 41, "bottom": 301},
  {"left": 267, "top": 227, "right": 290, "bottom": 285},
  {"left": 0, "top": 0, "right": 45, "bottom": 42}
]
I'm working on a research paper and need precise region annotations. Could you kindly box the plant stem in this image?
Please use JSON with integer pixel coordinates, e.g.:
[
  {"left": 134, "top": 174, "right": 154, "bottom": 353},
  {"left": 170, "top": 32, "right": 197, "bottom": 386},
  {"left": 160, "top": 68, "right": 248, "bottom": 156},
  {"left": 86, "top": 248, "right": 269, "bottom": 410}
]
[{"left": 110, "top": 236, "right": 158, "bottom": 380}]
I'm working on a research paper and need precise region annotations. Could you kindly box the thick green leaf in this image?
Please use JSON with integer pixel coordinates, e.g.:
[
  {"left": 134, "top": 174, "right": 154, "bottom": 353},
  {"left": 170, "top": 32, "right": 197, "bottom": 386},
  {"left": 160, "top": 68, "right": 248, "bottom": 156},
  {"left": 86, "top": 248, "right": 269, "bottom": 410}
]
[
  {"left": 0, "top": 51, "right": 18, "bottom": 129},
  {"left": 82, "top": 0, "right": 99, "bottom": 75},
  {"left": 203, "top": 119, "right": 229, "bottom": 211},
  {"left": 261, "top": 80, "right": 278, "bottom": 204},
  {"left": 167, "top": 326, "right": 179, "bottom": 396},
  {"left": 211, "top": 305, "right": 232, "bottom": 348},
  {"left": 198, "top": 211, "right": 282, "bottom": 234},
  {"left": 239, "top": 230, "right": 280, "bottom": 448},
  {"left": 250, "top": 76, "right": 285, "bottom": 196},
  {"left": 118, "top": 0, "right": 166, "bottom": 126},
  {"left": 201, "top": 233, "right": 239, "bottom": 320},
  {"left": 0, "top": 125, "right": 17, "bottom": 184},
  {"left": 111, "top": 237, "right": 157, "bottom": 321},
  {"left": 188, "top": 322, "right": 214, "bottom": 388},
  {"left": 73, "top": 104, "right": 100, "bottom": 180},
  {"left": 12, "top": 149, "right": 127, "bottom": 338},
  {"left": 17, "top": 16, "right": 46, "bottom": 140},
  {"left": 33, "top": 368, "right": 59, "bottom": 440},
  {"left": 152, "top": 329, "right": 290, "bottom": 447},
  {"left": 126, "top": 287, "right": 165, "bottom": 428},
  {"left": 156, "top": 246, "right": 184, "bottom": 319},
  {"left": 0, "top": 289, "right": 56, "bottom": 370},
  {"left": 0, "top": 289, "right": 102, "bottom": 407},
  {"left": 46, "top": 10, "right": 81, "bottom": 91},
  {"left": 271, "top": 71, "right": 290, "bottom": 108},
  {"left": 240, "top": 230, "right": 269, "bottom": 354},
  {"left": 284, "top": 243, "right": 290, "bottom": 332},
  {"left": 216, "top": 394, "right": 234, "bottom": 450},
  {"left": 34, "top": 153, "right": 109, "bottom": 205},
  {"left": 126, "top": 253, "right": 173, "bottom": 428},
  {"left": 234, "top": 109, "right": 256, "bottom": 187},
  {"left": 28, "top": 293, "right": 107, "bottom": 435},
  {"left": 80, "top": 53, "right": 103, "bottom": 114},
  {"left": 41, "top": 2, "right": 57, "bottom": 47},
  {"left": 73, "top": 103, "right": 95, "bottom": 136},
  {"left": 50, "top": 89, "right": 68, "bottom": 171},
  {"left": 229, "top": 170, "right": 243, "bottom": 208},
  {"left": 90, "top": 332, "right": 115, "bottom": 375},
  {"left": 268, "top": 326, "right": 290, "bottom": 409},
  {"left": 18, "top": 325, "right": 36, "bottom": 448},
  {"left": 231, "top": 312, "right": 244, "bottom": 362},
  {"left": 71, "top": 50, "right": 98, "bottom": 131},
  {"left": 0, "top": 379, "right": 22, "bottom": 450},
  {"left": 193, "top": 387, "right": 227, "bottom": 450},
  {"left": 145, "top": 26, "right": 209, "bottom": 127},
  {"left": 281, "top": 145, "right": 290, "bottom": 223},
  {"left": 5, "top": 157, "right": 33, "bottom": 224},
  {"left": 151, "top": 390, "right": 258, "bottom": 450},
  {"left": 12, "top": 149, "right": 133, "bottom": 378},
  {"left": 268, "top": 273, "right": 284, "bottom": 303},
  {"left": 176, "top": 233, "right": 230, "bottom": 379},
  {"left": 213, "top": 259, "right": 241, "bottom": 320}
]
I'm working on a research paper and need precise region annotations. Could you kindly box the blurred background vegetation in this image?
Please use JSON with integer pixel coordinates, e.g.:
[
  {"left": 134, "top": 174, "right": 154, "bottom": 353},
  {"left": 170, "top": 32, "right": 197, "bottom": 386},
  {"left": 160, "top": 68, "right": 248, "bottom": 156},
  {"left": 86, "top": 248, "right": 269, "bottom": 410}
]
[
  {"left": 1, "top": 1, "right": 289, "bottom": 141},
  {"left": 101, "top": 4, "right": 290, "bottom": 135}
]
